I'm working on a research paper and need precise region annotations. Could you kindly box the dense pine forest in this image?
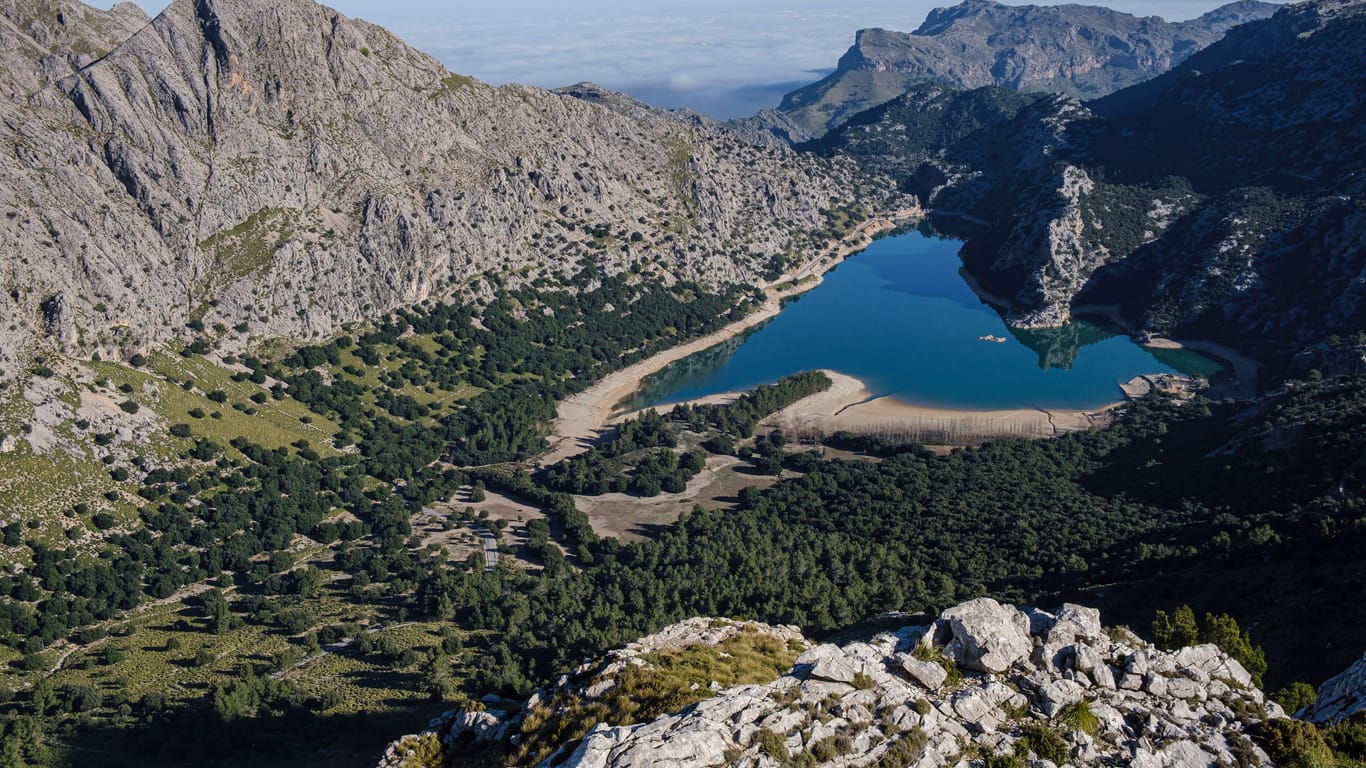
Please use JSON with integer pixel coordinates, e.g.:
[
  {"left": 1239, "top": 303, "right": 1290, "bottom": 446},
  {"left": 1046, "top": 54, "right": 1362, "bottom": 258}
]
[{"left": 1, "top": 264, "right": 1363, "bottom": 765}]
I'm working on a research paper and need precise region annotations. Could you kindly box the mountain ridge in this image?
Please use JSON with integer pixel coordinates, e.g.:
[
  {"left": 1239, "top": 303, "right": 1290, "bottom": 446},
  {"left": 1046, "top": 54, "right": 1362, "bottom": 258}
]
[
  {"left": 0, "top": 0, "right": 878, "bottom": 387},
  {"left": 808, "top": 0, "right": 1365, "bottom": 370},
  {"left": 764, "top": 0, "right": 1279, "bottom": 141}
]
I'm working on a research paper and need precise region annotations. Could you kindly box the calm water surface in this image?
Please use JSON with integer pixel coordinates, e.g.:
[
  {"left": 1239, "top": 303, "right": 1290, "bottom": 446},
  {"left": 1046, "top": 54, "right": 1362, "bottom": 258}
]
[{"left": 626, "top": 230, "right": 1219, "bottom": 411}]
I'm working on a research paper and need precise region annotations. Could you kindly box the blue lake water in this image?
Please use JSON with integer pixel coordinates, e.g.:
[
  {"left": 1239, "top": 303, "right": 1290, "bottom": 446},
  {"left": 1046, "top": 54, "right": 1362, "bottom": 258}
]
[{"left": 624, "top": 230, "right": 1220, "bottom": 412}]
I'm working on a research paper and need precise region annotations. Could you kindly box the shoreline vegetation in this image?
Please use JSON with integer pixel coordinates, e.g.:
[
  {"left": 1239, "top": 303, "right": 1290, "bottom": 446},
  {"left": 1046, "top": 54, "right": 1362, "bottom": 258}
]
[
  {"left": 537, "top": 208, "right": 922, "bottom": 466},
  {"left": 539, "top": 208, "right": 1259, "bottom": 455}
]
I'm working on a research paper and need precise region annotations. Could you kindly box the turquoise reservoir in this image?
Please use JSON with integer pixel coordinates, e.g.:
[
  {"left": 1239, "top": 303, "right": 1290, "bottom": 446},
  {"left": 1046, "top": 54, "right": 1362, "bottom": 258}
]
[{"left": 626, "top": 230, "right": 1218, "bottom": 411}]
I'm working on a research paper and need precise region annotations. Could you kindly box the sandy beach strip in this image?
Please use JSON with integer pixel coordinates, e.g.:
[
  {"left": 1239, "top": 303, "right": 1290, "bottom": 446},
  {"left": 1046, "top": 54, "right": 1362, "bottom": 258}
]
[
  {"left": 1141, "top": 337, "right": 1259, "bottom": 397},
  {"left": 763, "top": 371, "right": 1105, "bottom": 444},
  {"left": 536, "top": 209, "right": 922, "bottom": 466}
]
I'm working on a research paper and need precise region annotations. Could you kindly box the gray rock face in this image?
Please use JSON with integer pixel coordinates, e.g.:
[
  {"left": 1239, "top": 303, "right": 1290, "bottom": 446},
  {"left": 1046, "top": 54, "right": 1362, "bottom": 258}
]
[
  {"left": 380, "top": 600, "right": 1283, "bottom": 768},
  {"left": 939, "top": 597, "right": 1033, "bottom": 674},
  {"left": 1300, "top": 651, "right": 1366, "bottom": 725},
  {"left": 0, "top": 0, "right": 876, "bottom": 386},
  {"left": 815, "top": 0, "right": 1364, "bottom": 363},
  {"left": 0, "top": 0, "right": 149, "bottom": 97},
  {"left": 769, "top": 0, "right": 1278, "bottom": 139},
  {"left": 900, "top": 656, "right": 948, "bottom": 691},
  {"left": 936, "top": 0, "right": 1366, "bottom": 355}
]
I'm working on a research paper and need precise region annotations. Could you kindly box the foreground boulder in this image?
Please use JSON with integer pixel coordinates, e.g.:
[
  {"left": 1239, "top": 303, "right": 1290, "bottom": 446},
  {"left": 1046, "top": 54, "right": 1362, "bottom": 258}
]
[{"left": 379, "top": 600, "right": 1283, "bottom": 768}]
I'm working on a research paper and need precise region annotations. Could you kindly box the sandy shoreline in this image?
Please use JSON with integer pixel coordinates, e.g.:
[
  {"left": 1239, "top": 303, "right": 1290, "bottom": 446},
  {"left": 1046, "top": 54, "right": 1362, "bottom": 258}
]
[
  {"left": 536, "top": 208, "right": 922, "bottom": 466},
  {"left": 536, "top": 206, "right": 1256, "bottom": 459},
  {"left": 1141, "top": 336, "right": 1259, "bottom": 398},
  {"left": 765, "top": 371, "right": 1106, "bottom": 443},
  {"left": 616, "top": 370, "right": 1110, "bottom": 445}
]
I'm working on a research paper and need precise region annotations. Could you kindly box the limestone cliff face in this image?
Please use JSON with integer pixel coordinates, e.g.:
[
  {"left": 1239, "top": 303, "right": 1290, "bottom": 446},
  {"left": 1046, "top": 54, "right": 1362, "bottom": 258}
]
[
  {"left": 766, "top": 0, "right": 1277, "bottom": 141},
  {"left": 0, "top": 0, "right": 872, "bottom": 385},
  {"left": 827, "top": 0, "right": 1366, "bottom": 366},
  {"left": 1300, "top": 652, "right": 1366, "bottom": 725},
  {"left": 381, "top": 599, "right": 1286, "bottom": 768},
  {"left": 0, "top": 0, "right": 148, "bottom": 96}
]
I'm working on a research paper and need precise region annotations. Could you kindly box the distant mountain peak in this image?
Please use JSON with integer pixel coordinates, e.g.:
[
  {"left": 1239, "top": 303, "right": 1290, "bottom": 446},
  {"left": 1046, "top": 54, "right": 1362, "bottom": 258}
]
[{"left": 774, "top": 0, "right": 1280, "bottom": 141}]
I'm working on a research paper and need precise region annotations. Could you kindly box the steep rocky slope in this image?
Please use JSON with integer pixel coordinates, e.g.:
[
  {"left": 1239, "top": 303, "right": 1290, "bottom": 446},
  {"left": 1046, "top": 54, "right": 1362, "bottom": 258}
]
[
  {"left": 815, "top": 0, "right": 1365, "bottom": 370},
  {"left": 380, "top": 598, "right": 1286, "bottom": 768},
  {"left": 763, "top": 0, "right": 1276, "bottom": 141},
  {"left": 0, "top": 0, "right": 874, "bottom": 387},
  {"left": 0, "top": 0, "right": 147, "bottom": 96},
  {"left": 957, "top": 0, "right": 1365, "bottom": 362},
  {"left": 1300, "top": 653, "right": 1366, "bottom": 725}
]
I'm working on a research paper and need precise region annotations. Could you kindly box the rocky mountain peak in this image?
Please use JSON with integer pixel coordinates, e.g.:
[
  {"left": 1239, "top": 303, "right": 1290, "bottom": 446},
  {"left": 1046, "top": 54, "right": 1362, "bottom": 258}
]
[
  {"left": 773, "top": 0, "right": 1278, "bottom": 141},
  {"left": 0, "top": 0, "right": 148, "bottom": 95},
  {"left": 0, "top": 0, "right": 875, "bottom": 387}
]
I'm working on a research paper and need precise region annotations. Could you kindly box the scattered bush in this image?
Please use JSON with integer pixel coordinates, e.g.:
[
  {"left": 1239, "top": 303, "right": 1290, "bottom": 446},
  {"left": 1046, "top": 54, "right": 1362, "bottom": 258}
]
[
  {"left": 1059, "top": 700, "right": 1098, "bottom": 736},
  {"left": 754, "top": 728, "right": 789, "bottom": 763},
  {"left": 1272, "top": 682, "right": 1319, "bottom": 714},
  {"left": 1019, "top": 721, "right": 1070, "bottom": 763}
]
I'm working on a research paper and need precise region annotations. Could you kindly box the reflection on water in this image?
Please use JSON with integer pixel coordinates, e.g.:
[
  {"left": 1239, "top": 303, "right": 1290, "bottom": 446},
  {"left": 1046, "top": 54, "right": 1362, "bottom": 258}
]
[
  {"left": 623, "top": 231, "right": 1220, "bottom": 411},
  {"left": 1144, "top": 345, "right": 1226, "bottom": 379},
  {"left": 617, "top": 330, "right": 756, "bottom": 413},
  {"left": 1007, "top": 321, "right": 1116, "bottom": 371}
]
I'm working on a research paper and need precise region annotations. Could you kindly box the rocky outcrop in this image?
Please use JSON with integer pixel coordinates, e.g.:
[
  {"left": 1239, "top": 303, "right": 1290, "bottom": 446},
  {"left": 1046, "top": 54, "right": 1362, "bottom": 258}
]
[
  {"left": 766, "top": 0, "right": 1277, "bottom": 140},
  {"left": 1300, "top": 652, "right": 1366, "bottom": 725},
  {"left": 381, "top": 599, "right": 1287, "bottom": 768},
  {"left": 377, "top": 617, "right": 808, "bottom": 768},
  {"left": 0, "top": 0, "right": 879, "bottom": 386}
]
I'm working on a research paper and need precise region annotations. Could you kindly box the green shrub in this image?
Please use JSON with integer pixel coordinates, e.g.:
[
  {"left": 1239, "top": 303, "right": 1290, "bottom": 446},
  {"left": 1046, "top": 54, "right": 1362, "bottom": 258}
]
[
  {"left": 1019, "top": 721, "right": 1070, "bottom": 763},
  {"left": 390, "top": 732, "right": 444, "bottom": 768},
  {"left": 912, "top": 643, "right": 963, "bottom": 686},
  {"left": 1059, "top": 700, "right": 1098, "bottom": 736},
  {"left": 1325, "top": 716, "right": 1366, "bottom": 762},
  {"left": 755, "top": 728, "right": 789, "bottom": 763},
  {"left": 1273, "top": 682, "right": 1319, "bottom": 714},
  {"left": 879, "top": 728, "right": 929, "bottom": 768},
  {"left": 1257, "top": 719, "right": 1334, "bottom": 768},
  {"left": 809, "top": 735, "right": 850, "bottom": 762}
]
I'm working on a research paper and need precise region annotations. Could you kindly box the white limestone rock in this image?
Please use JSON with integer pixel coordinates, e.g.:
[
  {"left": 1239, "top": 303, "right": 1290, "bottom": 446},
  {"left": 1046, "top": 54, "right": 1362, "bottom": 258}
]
[
  {"left": 377, "top": 599, "right": 1284, "bottom": 768},
  {"left": 939, "top": 598, "right": 1033, "bottom": 674},
  {"left": 901, "top": 656, "right": 950, "bottom": 691},
  {"left": 1301, "top": 651, "right": 1366, "bottom": 725}
]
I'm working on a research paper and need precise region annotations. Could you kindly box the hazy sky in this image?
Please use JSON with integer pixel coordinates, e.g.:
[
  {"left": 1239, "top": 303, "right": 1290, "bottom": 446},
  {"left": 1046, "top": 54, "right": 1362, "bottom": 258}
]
[{"left": 97, "top": 0, "right": 1271, "bottom": 118}]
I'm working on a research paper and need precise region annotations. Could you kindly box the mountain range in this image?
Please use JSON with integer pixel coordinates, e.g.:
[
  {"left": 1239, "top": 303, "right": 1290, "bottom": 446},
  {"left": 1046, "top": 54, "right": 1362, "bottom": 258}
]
[
  {"left": 755, "top": 0, "right": 1279, "bottom": 142},
  {"left": 809, "top": 0, "right": 1365, "bottom": 372},
  {"left": 0, "top": 0, "right": 872, "bottom": 387}
]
